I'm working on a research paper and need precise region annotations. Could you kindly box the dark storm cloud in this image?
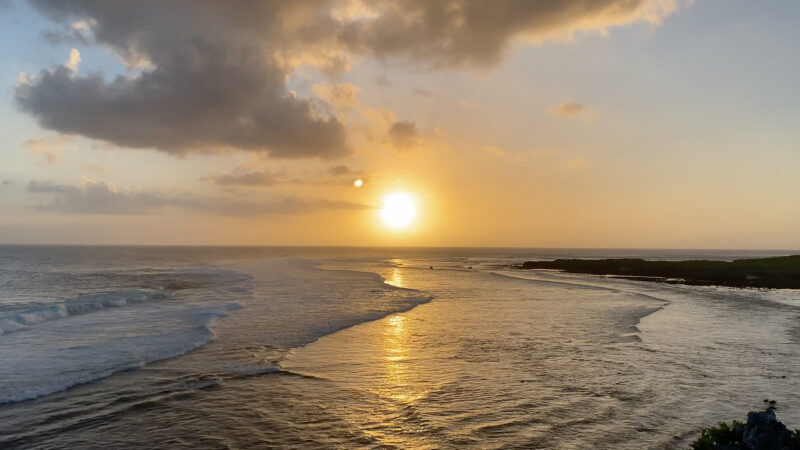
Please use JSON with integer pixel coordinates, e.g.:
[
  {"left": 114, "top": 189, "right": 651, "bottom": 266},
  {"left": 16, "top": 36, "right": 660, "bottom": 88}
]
[
  {"left": 28, "top": 179, "right": 368, "bottom": 215},
  {"left": 17, "top": 0, "right": 677, "bottom": 158}
]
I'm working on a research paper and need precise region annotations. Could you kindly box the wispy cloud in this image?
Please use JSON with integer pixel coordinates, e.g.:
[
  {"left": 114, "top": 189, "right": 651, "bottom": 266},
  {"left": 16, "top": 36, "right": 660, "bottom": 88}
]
[
  {"left": 203, "top": 171, "right": 285, "bottom": 187},
  {"left": 327, "top": 165, "right": 353, "bottom": 176},
  {"left": 313, "top": 82, "right": 360, "bottom": 108},
  {"left": 22, "top": 135, "right": 74, "bottom": 165},
  {"left": 203, "top": 164, "right": 365, "bottom": 188},
  {"left": 28, "top": 177, "right": 369, "bottom": 216}
]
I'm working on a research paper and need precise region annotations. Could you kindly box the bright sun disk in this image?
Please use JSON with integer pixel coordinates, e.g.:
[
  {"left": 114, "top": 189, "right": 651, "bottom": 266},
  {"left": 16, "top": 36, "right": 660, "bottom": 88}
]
[{"left": 380, "top": 192, "right": 417, "bottom": 229}]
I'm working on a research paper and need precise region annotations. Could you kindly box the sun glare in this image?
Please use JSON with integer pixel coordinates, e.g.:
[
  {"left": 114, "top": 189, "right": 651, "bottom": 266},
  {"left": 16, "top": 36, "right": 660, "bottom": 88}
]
[{"left": 380, "top": 192, "right": 417, "bottom": 229}]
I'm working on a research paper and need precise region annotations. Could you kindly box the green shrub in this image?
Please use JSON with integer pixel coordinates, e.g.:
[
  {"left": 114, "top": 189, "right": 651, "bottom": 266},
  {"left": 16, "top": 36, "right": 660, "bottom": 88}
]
[{"left": 691, "top": 420, "right": 742, "bottom": 449}]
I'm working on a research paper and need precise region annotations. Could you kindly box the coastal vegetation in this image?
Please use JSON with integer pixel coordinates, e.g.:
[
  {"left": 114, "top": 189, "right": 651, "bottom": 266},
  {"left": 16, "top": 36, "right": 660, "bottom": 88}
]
[
  {"left": 516, "top": 255, "right": 800, "bottom": 289},
  {"left": 691, "top": 408, "right": 800, "bottom": 449}
]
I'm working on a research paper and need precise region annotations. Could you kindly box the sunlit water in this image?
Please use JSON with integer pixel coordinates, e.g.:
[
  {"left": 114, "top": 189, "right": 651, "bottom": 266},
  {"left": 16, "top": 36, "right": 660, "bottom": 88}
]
[{"left": 0, "top": 246, "right": 798, "bottom": 448}]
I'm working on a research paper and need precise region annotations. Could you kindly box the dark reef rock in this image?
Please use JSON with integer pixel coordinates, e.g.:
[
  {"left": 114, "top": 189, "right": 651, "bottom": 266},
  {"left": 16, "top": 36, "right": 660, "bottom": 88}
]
[
  {"left": 740, "top": 409, "right": 800, "bottom": 450},
  {"left": 693, "top": 408, "right": 800, "bottom": 450}
]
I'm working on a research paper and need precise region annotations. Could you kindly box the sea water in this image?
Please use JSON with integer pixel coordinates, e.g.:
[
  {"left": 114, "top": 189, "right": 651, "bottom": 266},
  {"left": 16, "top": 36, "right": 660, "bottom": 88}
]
[{"left": 0, "top": 246, "right": 798, "bottom": 448}]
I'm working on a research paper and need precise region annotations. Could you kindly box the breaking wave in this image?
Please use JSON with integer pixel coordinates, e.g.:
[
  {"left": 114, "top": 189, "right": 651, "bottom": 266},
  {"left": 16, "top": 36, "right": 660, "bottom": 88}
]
[{"left": 0, "top": 290, "right": 171, "bottom": 336}]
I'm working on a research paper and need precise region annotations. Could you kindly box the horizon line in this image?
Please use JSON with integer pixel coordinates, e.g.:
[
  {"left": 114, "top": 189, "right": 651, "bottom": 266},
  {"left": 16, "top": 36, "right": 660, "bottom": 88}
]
[{"left": 1, "top": 243, "right": 798, "bottom": 252}]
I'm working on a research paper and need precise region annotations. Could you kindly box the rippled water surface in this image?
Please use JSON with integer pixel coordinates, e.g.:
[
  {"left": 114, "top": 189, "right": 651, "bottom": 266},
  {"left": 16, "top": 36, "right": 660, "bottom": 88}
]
[{"left": 0, "top": 246, "right": 798, "bottom": 449}]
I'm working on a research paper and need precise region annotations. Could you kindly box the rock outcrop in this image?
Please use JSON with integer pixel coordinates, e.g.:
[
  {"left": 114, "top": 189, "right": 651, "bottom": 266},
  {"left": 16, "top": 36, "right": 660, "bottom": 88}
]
[
  {"left": 739, "top": 409, "right": 800, "bottom": 450},
  {"left": 694, "top": 408, "right": 800, "bottom": 450}
]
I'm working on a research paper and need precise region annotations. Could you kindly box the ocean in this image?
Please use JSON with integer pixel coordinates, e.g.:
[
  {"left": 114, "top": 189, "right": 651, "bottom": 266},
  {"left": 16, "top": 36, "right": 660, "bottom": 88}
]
[{"left": 0, "top": 246, "right": 798, "bottom": 449}]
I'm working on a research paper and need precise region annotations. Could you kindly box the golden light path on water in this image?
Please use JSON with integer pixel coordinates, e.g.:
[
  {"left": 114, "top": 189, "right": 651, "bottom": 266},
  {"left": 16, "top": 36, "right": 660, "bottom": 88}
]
[
  {"left": 381, "top": 265, "right": 425, "bottom": 403},
  {"left": 386, "top": 266, "right": 405, "bottom": 288}
]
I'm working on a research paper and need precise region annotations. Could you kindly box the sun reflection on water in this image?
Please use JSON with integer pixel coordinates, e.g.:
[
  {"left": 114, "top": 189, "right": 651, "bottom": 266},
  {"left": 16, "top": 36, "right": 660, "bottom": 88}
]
[
  {"left": 386, "top": 266, "right": 405, "bottom": 288},
  {"left": 381, "top": 313, "right": 426, "bottom": 403}
]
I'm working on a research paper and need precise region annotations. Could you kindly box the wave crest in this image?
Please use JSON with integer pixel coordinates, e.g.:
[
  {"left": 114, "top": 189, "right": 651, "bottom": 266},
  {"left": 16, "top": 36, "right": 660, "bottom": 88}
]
[{"left": 0, "top": 289, "right": 171, "bottom": 336}]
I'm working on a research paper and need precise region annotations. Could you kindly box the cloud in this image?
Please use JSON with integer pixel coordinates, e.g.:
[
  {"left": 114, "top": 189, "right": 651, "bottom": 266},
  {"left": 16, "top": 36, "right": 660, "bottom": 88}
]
[
  {"left": 203, "top": 164, "right": 363, "bottom": 188},
  {"left": 209, "top": 197, "right": 368, "bottom": 216},
  {"left": 388, "top": 121, "right": 418, "bottom": 149},
  {"left": 65, "top": 48, "right": 81, "bottom": 71},
  {"left": 16, "top": 1, "right": 680, "bottom": 159},
  {"left": 359, "top": 107, "right": 439, "bottom": 152},
  {"left": 17, "top": 72, "right": 33, "bottom": 85},
  {"left": 27, "top": 180, "right": 65, "bottom": 193},
  {"left": 375, "top": 75, "right": 392, "bottom": 86},
  {"left": 312, "top": 82, "right": 360, "bottom": 108},
  {"left": 28, "top": 178, "right": 178, "bottom": 214},
  {"left": 16, "top": 64, "right": 348, "bottom": 159},
  {"left": 327, "top": 165, "right": 352, "bottom": 176},
  {"left": 548, "top": 102, "right": 598, "bottom": 119},
  {"left": 413, "top": 88, "right": 433, "bottom": 97},
  {"left": 204, "top": 171, "right": 284, "bottom": 187},
  {"left": 336, "top": 0, "right": 683, "bottom": 68},
  {"left": 16, "top": 2, "right": 350, "bottom": 159},
  {"left": 22, "top": 135, "right": 74, "bottom": 165},
  {"left": 551, "top": 102, "right": 585, "bottom": 116},
  {"left": 2, "top": 180, "right": 13, "bottom": 186},
  {"left": 28, "top": 177, "right": 368, "bottom": 215}
]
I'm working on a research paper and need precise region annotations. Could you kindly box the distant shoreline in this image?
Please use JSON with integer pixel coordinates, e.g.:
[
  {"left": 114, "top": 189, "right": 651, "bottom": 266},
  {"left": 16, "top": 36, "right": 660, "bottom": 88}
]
[{"left": 513, "top": 255, "right": 800, "bottom": 289}]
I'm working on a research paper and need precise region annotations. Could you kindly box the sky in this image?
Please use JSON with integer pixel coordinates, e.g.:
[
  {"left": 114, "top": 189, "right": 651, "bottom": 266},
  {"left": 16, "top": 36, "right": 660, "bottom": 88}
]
[{"left": 0, "top": 0, "right": 798, "bottom": 248}]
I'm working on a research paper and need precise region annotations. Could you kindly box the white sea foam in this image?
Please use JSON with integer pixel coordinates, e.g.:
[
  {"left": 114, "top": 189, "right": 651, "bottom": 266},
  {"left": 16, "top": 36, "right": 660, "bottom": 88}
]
[
  {"left": 0, "top": 290, "right": 171, "bottom": 336},
  {"left": 0, "top": 262, "right": 252, "bottom": 405},
  {"left": 0, "top": 301, "right": 246, "bottom": 404}
]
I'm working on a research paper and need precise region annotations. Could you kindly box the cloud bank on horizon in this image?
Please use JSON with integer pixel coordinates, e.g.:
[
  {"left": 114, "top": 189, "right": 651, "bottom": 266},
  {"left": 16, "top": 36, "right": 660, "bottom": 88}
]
[{"left": 15, "top": 0, "right": 684, "bottom": 159}]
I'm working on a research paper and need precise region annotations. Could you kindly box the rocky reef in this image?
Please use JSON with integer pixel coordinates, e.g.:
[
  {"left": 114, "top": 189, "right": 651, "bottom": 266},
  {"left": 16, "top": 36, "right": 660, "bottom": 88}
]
[{"left": 692, "top": 408, "right": 800, "bottom": 449}]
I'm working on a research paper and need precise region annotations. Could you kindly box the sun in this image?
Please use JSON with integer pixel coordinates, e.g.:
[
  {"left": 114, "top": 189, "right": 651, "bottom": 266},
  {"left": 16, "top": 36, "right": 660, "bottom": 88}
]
[{"left": 380, "top": 192, "right": 417, "bottom": 229}]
